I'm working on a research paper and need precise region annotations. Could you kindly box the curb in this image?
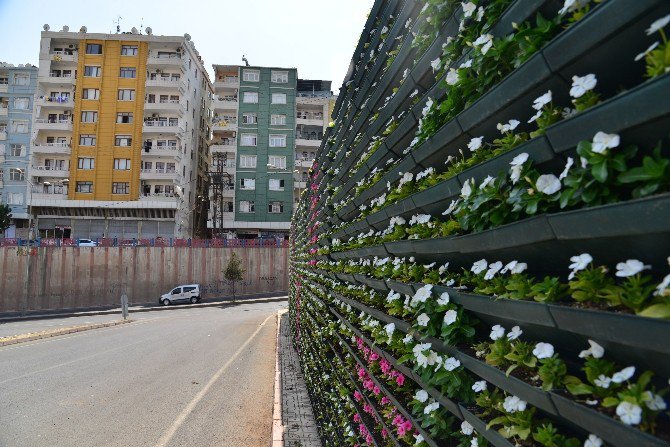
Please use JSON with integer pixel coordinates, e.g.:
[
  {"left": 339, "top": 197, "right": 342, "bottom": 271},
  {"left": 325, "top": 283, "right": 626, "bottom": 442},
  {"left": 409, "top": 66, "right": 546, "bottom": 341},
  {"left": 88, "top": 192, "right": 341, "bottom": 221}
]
[
  {"left": 0, "top": 319, "right": 134, "bottom": 347},
  {"left": 0, "top": 296, "right": 289, "bottom": 323},
  {"left": 272, "top": 309, "right": 288, "bottom": 446}
]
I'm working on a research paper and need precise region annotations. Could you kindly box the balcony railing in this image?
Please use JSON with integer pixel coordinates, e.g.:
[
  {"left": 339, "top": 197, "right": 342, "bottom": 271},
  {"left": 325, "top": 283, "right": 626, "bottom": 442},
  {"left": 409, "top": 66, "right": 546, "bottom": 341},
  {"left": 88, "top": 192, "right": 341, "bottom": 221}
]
[
  {"left": 144, "top": 120, "right": 179, "bottom": 127},
  {"left": 296, "top": 112, "right": 324, "bottom": 120},
  {"left": 0, "top": 131, "right": 7, "bottom": 140},
  {"left": 31, "top": 166, "right": 70, "bottom": 176},
  {"left": 141, "top": 192, "right": 177, "bottom": 198}
]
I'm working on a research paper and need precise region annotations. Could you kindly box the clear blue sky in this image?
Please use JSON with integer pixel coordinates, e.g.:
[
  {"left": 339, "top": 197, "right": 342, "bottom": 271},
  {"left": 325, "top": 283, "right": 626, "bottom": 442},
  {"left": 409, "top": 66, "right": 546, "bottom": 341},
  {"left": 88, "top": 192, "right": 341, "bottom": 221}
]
[{"left": 0, "top": 0, "right": 373, "bottom": 94}]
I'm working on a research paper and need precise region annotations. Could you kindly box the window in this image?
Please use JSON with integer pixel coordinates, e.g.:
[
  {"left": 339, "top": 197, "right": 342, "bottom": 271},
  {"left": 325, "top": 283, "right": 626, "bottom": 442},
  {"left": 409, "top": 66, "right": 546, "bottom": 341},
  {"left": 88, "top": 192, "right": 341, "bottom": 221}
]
[
  {"left": 239, "top": 155, "right": 257, "bottom": 168},
  {"left": 240, "top": 133, "right": 257, "bottom": 146},
  {"left": 115, "top": 135, "right": 132, "bottom": 146},
  {"left": 13, "top": 97, "right": 29, "bottom": 109},
  {"left": 271, "top": 93, "right": 286, "bottom": 104},
  {"left": 113, "top": 159, "right": 131, "bottom": 170},
  {"left": 239, "top": 200, "right": 255, "bottom": 213},
  {"left": 11, "top": 120, "right": 29, "bottom": 133},
  {"left": 121, "top": 45, "right": 138, "bottom": 56},
  {"left": 116, "top": 112, "right": 133, "bottom": 124},
  {"left": 79, "top": 134, "right": 96, "bottom": 146},
  {"left": 78, "top": 157, "right": 95, "bottom": 169},
  {"left": 80, "top": 111, "right": 98, "bottom": 123},
  {"left": 269, "top": 134, "right": 287, "bottom": 147},
  {"left": 243, "top": 91, "right": 258, "bottom": 103},
  {"left": 242, "top": 113, "right": 257, "bottom": 124},
  {"left": 268, "top": 155, "right": 286, "bottom": 169},
  {"left": 242, "top": 70, "right": 260, "bottom": 82},
  {"left": 271, "top": 71, "right": 289, "bottom": 83},
  {"left": 268, "top": 201, "right": 284, "bottom": 213},
  {"left": 10, "top": 144, "right": 25, "bottom": 157},
  {"left": 76, "top": 181, "right": 93, "bottom": 193},
  {"left": 9, "top": 168, "right": 24, "bottom": 181},
  {"left": 7, "top": 193, "right": 24, "bottom": 205},
  {"left": 112, "top": 182, "right": 130, "bottom": 194},
  {"left": 271, "top": 114, "right": 286, "bottom": 126},
  {"left": 84, "top": 66, "right": 101, "bottom": 77},
  {"left": 13, "top": 74, "right": 30, "bottom": 86},
  {"left": 240, "top": 178, "right": 256, "bottom": 190},
  {"left": 82, "top": 88, "right": 100, "bottom": 100},
  {"left": 118, "top": 89, "right": 135, "bottom": 101},
  {"left": 86, "top": 44, "right": 103, "bottom": 55},
  {"left": 269, "top": 179, "right": 285, "bottom": 191},
  {"left": 119, "top": 67, "right": 136, "bottom": 78}
]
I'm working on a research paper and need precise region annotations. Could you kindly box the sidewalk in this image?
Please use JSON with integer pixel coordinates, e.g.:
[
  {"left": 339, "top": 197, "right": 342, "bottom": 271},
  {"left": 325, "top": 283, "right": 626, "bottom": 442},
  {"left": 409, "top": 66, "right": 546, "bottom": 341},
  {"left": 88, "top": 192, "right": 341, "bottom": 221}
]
[{"left": 275, "top": 310, "right": 322, "bottom": 447}]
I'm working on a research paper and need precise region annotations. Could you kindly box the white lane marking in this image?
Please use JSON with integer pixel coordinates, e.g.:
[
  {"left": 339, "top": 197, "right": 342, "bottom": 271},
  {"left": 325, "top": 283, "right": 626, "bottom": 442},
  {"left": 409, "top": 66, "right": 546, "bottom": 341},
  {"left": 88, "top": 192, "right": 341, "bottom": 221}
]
[{"left": 154, "top": 313, "right": 276, "bottom": 447}]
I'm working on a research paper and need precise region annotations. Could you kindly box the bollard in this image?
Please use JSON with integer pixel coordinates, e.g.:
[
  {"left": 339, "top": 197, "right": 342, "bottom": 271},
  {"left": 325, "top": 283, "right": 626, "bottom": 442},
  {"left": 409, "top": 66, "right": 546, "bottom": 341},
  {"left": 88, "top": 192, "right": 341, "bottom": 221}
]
[{"left": 121, "top": 293, "right": 129, "bottom": 320}]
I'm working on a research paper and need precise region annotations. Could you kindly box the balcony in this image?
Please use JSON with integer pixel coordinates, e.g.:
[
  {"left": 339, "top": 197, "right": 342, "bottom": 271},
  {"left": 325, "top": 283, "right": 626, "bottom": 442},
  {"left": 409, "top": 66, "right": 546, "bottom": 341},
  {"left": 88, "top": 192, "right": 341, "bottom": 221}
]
[
  {"left": 210, "top": 142, "right": 237, "bottom": 153},
  {"left": 0, "top": 106, "right": 7, "bottom": 117},
  {"left": 0, "top": 131, "right": 7, "bottom": 141},
  {"left": 139, "top": 192, "right": 179, "bottom": 207},
  {"left": 41, "top": 73, "right": 76, "bottom": 86},
  {"left": 30, "top": 187, "right": 68, "bottom": 205},
  {"left": 214, "top": 77, "right": 239, "bottom": 90},
  {"left": 147, "top": 53, "right": 183, "bottom": 68},
  {"left": 34, "top": 118, "right": 73, "bottom": 131},
  {"left": 36, "top": 97, "right": 74, "bottom": 109},
  {"left": 140, "top": 169, "right": 181, "bottom": 181},
  {"left": 212, "top": 117, "right": 237, "bottom": 132},
  {"left": 49, "top": 51, "right": 78, "bottom": 63},
  {"left": 213, "top": 96, "right": 238, "bottom": 111},
  {"left": 295, "top": 138, "right": 321, "bottom": 148},
  {"left": 143, "top": 145, "right": 181, "bottom": 158},
  {"left": 0, "top": 79, "right": 7, "bottom": 93},
  {"left": 31, "top": 165, "right": 70, "bottom": 178},
  {"left": 296, "top": 112, "right": 325, "bottom": 127},
  {"left": 143, "top": 120, "right": 181, "bottom": 134},
  {"left": 294, "top": 158, "right": 314, "bottom": 168},
  {"left": 145, "top": 99, "right": 183, "bottom": 113},
  {"left": 145, "top": 77, "right": 184, "bottom": 91},
  {"left": 32, "top": 142, "right": 71, "bottom": 155},
  {"left": 294, "top": 181, "right": 307, "bottom": 189}
]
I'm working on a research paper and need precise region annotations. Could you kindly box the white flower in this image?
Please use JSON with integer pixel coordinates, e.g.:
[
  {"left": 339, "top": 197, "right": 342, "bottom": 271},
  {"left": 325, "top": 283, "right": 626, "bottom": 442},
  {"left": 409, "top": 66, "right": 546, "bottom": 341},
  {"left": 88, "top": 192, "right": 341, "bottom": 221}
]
[
  {"left": 403, "top": 333, "right": 413, "bottom": 344},
  {"left": 414, "top": 434, "right": 424, "bottom": 445},
  {"left": 559, "top": 0, "right": 589, "bottom": 15},
  {"left": 533, "top": 342, "right": 554, "bottom": 359},
  {"left": 579, "top": 340, "right": 605, "bottom": 359},
  {"left": 387, "top": 290, "right": 401, "bottom": 302},
  {"left": 471, "top": 438, "right": 479, "bottom": 447},
  {"left": 442, "top": 199, "right": 459, "bottom": 216},
  {"left": 411, "top": 284, "right": 433, "bottom": 307},
  {"left": 415, "top": 389, "right": 429, "bottom": 403},
  {"left": 472, "top": 380, "right": 487, "bottom": 393},
  {"left": 532, "top": 90, "right": 552, "bottom": 110},
  {"left": 417, "top": 313, "right": 431, "bottom": 327},
  {"left": 461, "top": 420, "right": 474, "bottom": 435},
  {"left": 615, "top": 259, "right": 651, "bottom": 277},
  {"left": 616, "top": 401, "right": 642, "bottom": 425},
  {"left": 568, "top": 253, "right": 593, "bottom": 279},
  {"left": 460, "top": 59, "right": 473, "bottom": 69},
  {"left": 655, "top": 273, "right": 670, "bottom": 296},
  {"left": 444, "top": 357, "right": 461, "bottom": 371},
  {"left": 479, "top": 175, "right": 494, "bottom": 190},
  {"left": 503, "top": 395, "right": 527, "bottom": 413},
  {"left": 471, "top": 259, "right": 488, "bottom": 275},
  {"left": 462, "top": 2, "right": 476, "bottom": 18},
  {"left": 594, "top": 374, "right": 611, "bottom": 389},
  {"left": 424, "top": 401, "right": 439, "bottom": 414},
  {"left": 646, "top": 14, "right": 670, "bottom": 35},
  {"left": 461, "top": 179, "right": 473, "bottom": 199},
  {"left": 559, "top": 157, "right": 574, "bottom": 180},
  {"left": 591, "top": 131, "right": 620, "bottom": 154},
  {"left": 468, "top": 136, "right": 484, "bottom": 152},
  {"left": 438, "top": 262, "right": 450, "bottom": 275},
  {"left": 643, "top": 391, "right": 667, "bottom": 411},
  {"left": 409, "top": 214, "right": 432, "bottom": 226},
  {"left": 490, "top": 324, "right": 505, "bottom": 340},
  {"left": 446, "top": 68, "right": 459, "bottom": 85},
  {"left": 431, "top": 57, "right": 442, "bottom": 72},
  {"left": 443, "top": 310, "right": 458, "bottom": 326},
  {"left": 528, "top": 109, "right": 543, "bottom": 124},
  {"left": 570, "top": 74, "right": 597, "bottom": 98},
  {"left": 484, "top": 261, "right": 503, "bottom": 280},
  {"left": 497, "top": 119, "right": 520, "bottom": 134},
  {"left": 536, "top": 174, "right": 562, "bottom": 195},
  {"left": 584, "top": 434, "right": 603, "bottom": 447},
  {"left": 437, "top": 292, "right": 450, "bottom": 306},
  {"left": 510, "top": 153, "right": 529, "bottom": 184},
  {"left": 507, "top": 326, "right": 523, "bottom": 340},
  {"left": 611, "top": 366, "right": 636, "bottom": 383},
  {"left": 635, "top": 41, "right": 660, "bottom": 61},
  {"left": 384, "top": 322, "right": 395, "bottom": 338},
  {"left": 473, "top": 34, "right": 493, "bottom": 54}
]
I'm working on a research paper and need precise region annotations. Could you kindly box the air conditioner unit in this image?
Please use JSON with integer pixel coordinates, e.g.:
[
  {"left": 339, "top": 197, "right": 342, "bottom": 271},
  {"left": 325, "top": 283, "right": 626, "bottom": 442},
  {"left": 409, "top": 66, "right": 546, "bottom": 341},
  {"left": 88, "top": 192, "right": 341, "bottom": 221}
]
[{"left": 68, "top": 44, "right": 75, "bottom": 48}]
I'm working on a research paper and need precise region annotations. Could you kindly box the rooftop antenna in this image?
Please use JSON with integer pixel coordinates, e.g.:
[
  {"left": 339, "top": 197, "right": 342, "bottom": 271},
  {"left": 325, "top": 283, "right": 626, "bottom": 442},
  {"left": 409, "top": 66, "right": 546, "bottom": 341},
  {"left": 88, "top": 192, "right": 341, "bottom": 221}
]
[
  {"left": 114, "top": 15, "right": 122, "bottom": 33},
  {"left": 140, "top": 17, "right": 144, "bottom": 34},
  {"left": 242, "top": 55, "right": 249, "bottom": 67}
]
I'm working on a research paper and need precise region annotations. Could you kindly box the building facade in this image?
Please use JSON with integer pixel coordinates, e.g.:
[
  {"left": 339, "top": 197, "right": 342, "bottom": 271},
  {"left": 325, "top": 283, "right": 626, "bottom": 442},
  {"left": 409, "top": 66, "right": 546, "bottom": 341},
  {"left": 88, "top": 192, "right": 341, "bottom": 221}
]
[
  {"left": 209, "top": 64, "right": 333, "bottom": 239},
  {"left": 28, "top": 26, "right": 211, "bottom": 239},
  {"left": 0, "top": 63, "right": 38, "bottom": 237}
]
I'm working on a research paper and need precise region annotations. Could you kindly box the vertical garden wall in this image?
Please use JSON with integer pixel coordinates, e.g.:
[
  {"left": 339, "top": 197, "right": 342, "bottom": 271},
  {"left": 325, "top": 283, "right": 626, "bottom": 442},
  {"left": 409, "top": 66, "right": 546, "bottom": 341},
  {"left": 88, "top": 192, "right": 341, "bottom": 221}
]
[{"left": 290, "top": 0, "right": 670, "bottom": 446}]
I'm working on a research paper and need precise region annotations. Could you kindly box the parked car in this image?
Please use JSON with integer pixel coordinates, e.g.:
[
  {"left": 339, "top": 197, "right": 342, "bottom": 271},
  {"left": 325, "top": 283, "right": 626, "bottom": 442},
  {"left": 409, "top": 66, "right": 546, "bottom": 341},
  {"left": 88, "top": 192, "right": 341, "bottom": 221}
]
[
  {"left": 160, "top": 284, "right": 201, "bottom": 306},
  {"left": 77, "top": 239, "right": 98, "bottom": 247}
]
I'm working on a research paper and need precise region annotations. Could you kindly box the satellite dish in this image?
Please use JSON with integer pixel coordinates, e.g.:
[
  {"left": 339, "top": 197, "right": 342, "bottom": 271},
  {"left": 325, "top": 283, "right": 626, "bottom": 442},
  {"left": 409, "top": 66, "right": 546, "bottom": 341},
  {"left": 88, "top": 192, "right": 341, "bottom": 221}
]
[
  {"left": 184, "top": 33, "right": 191, "bottom": 41},
  {"left": 43, "top": 24, "right": 50, "bottom": 31},
  {"left": 145, "top": 27, "right": 152, "bottom": 35},
  {"left": 131, "top": 27, "right": 138, "bottom": 34},
  {"left": 80, "top": 26, "right": 87, "bottom": 33},
  {"left": 62, "top": 25, "right": 69, "bottom": 32}
]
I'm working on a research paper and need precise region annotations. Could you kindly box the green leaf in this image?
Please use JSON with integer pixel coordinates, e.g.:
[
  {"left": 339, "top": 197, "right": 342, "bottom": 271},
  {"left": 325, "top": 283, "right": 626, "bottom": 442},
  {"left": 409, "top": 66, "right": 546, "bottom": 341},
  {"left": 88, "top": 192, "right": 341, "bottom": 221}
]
[
  {"left": 591, "top": 160, "right": 608, "bottom": 183},
  {"left": 638, "top": 303, "right": 670, "bottom": 319},
  {"left": 602, "top": 397, "right": 619, "bottom": 408}
]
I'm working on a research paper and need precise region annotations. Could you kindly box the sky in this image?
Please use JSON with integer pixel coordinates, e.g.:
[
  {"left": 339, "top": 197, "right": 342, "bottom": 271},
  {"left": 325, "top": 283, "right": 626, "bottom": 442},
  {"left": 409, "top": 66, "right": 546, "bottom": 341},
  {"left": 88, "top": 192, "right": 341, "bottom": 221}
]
[{"left": 0, "top": 0, "right": 373, "bottom": 94}]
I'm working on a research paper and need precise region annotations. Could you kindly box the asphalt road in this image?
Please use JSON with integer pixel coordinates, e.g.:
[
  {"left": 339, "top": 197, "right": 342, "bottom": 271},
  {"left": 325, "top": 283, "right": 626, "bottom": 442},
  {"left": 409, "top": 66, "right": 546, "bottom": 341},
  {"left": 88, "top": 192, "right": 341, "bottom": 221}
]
[{"left": 0, "top": 300, "right": 287, "bottom": 447}]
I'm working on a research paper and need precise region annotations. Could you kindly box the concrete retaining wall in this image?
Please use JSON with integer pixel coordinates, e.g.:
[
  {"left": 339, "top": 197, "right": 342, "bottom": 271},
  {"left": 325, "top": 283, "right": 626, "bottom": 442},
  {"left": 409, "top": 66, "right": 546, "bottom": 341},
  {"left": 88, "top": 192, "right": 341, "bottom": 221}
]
[{"left": 0, "top": 246, "right": 288, "bottom": 312}]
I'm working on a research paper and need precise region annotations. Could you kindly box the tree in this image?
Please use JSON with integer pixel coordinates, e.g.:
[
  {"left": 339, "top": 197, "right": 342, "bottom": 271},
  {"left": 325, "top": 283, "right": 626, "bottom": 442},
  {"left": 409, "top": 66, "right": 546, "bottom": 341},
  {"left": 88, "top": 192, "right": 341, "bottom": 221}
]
[
  {"left": 223, "top": 252, "right": 245, "bottom": 302},
  {"left": 0, "top": 203, "right": 12, "bottom": 234}
]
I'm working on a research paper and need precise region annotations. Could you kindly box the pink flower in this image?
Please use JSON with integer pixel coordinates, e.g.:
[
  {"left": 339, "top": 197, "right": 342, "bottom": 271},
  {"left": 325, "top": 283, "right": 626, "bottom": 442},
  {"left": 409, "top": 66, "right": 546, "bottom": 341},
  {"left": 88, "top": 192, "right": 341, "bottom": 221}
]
[
  {"left": 369, "top": 352, "right": 380, "bottom": 361},
  {"left": 381, "top": 396, "right": 391, "bottom": 405},
  {"left": 366, "top": 434, "right": 373, "bottom": 444},
  {"left": 354, "top": 391, "right": 362, "bottom": 402},
  {"left": 354, "top": 413, "right": 362, "bottom": 423},
  {"left": 381, "top": 428, "right": 388, "bottom": 439},
  {"left": 396, "top": 374, "right": 405, "bottom": 386},
  {"left": 363, "top": 404, "right": 373, "bottom": 414},
  {"left": 372, "top": 386, "right": 380, "bottom": 395},
  {"left": 379, "top": 359, "right": 391, "bottom": 374},
  {"left": 392, "top": 414, "right": 404, "bottom": 426}
]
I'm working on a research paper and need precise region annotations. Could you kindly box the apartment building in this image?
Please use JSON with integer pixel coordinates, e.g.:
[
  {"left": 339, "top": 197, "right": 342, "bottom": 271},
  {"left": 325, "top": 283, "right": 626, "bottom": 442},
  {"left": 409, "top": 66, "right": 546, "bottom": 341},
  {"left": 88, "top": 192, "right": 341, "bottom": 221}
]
[
  {"left": 0, "top": 62, "right": 38, "bottom": 238},
  {"left": 208, "top": 64, "right": 333, "bottom": 239},
  {"left": 28, "top": 25, "right": 211, "bottom": 239}
]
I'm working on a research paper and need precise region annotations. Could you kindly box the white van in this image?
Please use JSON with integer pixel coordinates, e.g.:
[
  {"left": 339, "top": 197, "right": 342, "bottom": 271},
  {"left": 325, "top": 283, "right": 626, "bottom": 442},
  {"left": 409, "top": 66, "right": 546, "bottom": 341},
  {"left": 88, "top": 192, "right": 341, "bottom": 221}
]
[{"left": 160, "top": 284, "right": 201, "bottom": 306}]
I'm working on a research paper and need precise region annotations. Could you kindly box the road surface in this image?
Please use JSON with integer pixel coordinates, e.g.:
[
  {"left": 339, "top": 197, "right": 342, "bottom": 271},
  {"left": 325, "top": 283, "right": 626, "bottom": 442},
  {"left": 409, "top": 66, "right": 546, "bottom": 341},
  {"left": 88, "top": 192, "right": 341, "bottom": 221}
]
[{"left": 0, "top": 300, "right": 286, "bottom": 447}]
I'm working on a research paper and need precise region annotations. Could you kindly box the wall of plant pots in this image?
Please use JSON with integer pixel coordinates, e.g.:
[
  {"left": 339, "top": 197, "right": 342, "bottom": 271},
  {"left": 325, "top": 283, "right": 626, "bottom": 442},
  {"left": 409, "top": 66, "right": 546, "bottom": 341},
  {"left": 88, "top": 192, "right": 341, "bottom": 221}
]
[{"left": 290, "top": 0, "right": 670, "bottom": 446}]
